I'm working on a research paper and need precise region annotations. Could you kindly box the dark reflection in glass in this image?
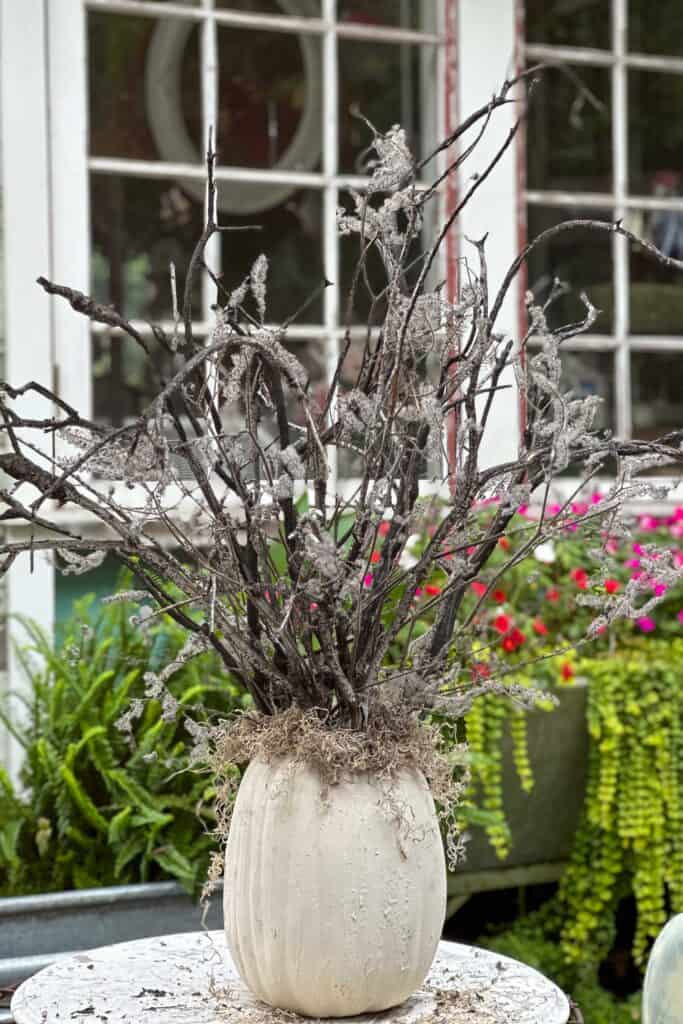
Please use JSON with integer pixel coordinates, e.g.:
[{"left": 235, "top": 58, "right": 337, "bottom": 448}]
[
  {"left": 526, "top": 0, "right": 611, "bottom": 50},
  {"left": 336, "top": 339, "right": 443, "bottom": 479},
  {"left": 90, "top": 174, "right": 203, "bottom": 321},
  {"left": 527, "top": 206, "right": 614, "bottom": 334},
  {"left": 629, "top": 70, "right": 683, "bottom": 197},
  {"left": 88, "top": 12, "right": 200, "bottom": 161},
  {"left": 632, "top": 352, "right": 683, "bottom": 440},
  {"left": 629, "top": 0, "right": 683, "bottom": 56},
  {"left": 92, "top": 329, "right": 187, "bottom": 426},
  {"left": 219, "top": 187, "right": 324, "bottom": 323},
  {"left": 629, "top": 209, "right": 683, "bottom": 334},
  {"left": 526, "top": 64, "right": 612, "bottom": 192},
  {"left": 560, "top": 350, "right": 615, "bottom": 433},
  {"left": 213, "top": 25, "right": 321, "bottom": 169},
  {"left": 338, "top": 190, "right": 427, "bottom": 326},
  {"left": 216, "top": 0, "right": 320, "bottom": 12},
  {"left": 338, "top": 39, "right": 436, "bottom": 173},
  {"left": 338, "top": 0, "right": 437, "bottom": 30}
]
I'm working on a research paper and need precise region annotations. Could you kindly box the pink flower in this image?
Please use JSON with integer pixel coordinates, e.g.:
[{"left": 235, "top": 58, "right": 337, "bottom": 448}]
[
  {"left": 414, "top": 587, "right": 423, "bottom": 597},
  {"left": 675, "top": 551, "right": 683, "bottom": 568},
  {"left": 636, "top": 616, "right": 656, "bottom": 633},
  {"left": 591, "top": 492, "right": 604, "bottom": 505},
  {"left": 378, "top": 520, "right": 391, "bottom": 537},
  {"left": 363, "top": 573, "right": 373, "bottom": 588},
  {"left": 570, "top": 568, "right": 589, "bottom": 590},
  {"left": 633, "top": 542, "right": 645, "bottom": 556},
  {"left": 470, "top": 581, "right": 487, "bottom": 597},
  {"left": 571, "top": 501, "right": 589, "bottom": 516},
  {"left": 673, "top": 507, "right": 683, "bottom": 522},
  {"left": 653, "top": 582, "right": 668, "bottom": 597},
  {"left": 548, "top": 503, "right": 562, "bottom": 517},
  {"left": 309, "top": 602, "right": 319, "bottom": 611},
  {"left": 678, "top": 610, "right": 683, "bottom": 625},
  {"left": 605, "top": 537, "right": 620, "bottom": 555},
  {"left": 639, "top": 515, "right": 659, "bottom": 531},
  {"left": 626, "top": 558, "right": 641, "bottom": 569},
  {"left": 517, "top": 504, "right": 528, "bottom": 517},
  {"left": 671, "top": 523, "right": 683, "bottom": 540}
]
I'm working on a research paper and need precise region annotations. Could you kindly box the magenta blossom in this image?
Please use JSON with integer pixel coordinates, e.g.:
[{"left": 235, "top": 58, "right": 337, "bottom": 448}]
[
  {"left": 678, "top": 610, "right": 683, "bottom": 625},
  {"left": 363, "top": 573, "right": 373, "bottom": 588},
  {"left": 605, "top": 537, "right": 620, "bottom": 555},
  {"left": 548, "top": 503, "right": 562, "bottom": 517},
  {"left": 626, "top": 558, "right": 641, "bottom": 568},
  {"left": 636, "top": 616, "right": 656, "bottom": 633},
  {"left": 639, "top": 515, "right": 659, "bottom": 531},
  {"left": 591, "top": 492, "right": 604, "bottom": 505},
  {"left": 633, "top": 542, "right": 645, "bottom": 556},
  {"left": 653, "top": 582, "right": 668, "bottom": 597}
]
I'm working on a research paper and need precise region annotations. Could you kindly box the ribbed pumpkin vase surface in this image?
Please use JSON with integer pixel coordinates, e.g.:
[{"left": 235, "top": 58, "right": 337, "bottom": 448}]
[{"left": 223, "top": 757, "right": 447, "bottom": 1018}]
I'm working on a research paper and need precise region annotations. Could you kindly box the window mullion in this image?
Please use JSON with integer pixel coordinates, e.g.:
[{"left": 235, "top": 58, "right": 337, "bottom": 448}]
[
  {"left": 201, "top": 0, "right": 220, "bottom": 318},
  {"left": 322, "top": 0, "right": 338, "bottom": 495},
  {"left": 612, "top": 0, "right": 632, "bottom": 439}
]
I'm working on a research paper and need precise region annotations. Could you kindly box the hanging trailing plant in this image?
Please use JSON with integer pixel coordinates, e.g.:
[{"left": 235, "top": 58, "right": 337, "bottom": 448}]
[{"left": 558, "top": 639, "right": 683, "bottom": 967}]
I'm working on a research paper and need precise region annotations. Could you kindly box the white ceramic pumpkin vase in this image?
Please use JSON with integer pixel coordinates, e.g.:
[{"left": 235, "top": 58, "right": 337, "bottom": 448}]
[{"left": 223, "top": 757, "right": 447, "bottom": 1017}]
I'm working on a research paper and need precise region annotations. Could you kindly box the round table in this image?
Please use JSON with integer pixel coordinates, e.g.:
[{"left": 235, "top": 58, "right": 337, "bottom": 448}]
[{"left": 11, "top": 931, "right": 570, "bottom": 1024}]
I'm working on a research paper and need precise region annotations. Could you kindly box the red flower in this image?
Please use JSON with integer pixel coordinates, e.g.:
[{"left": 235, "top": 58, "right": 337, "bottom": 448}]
[
  {"left": 509, "top": 627, "right": 526, "bottom": 648},
  {"left": 470, "top": 581, "right": 487, "bottom": 597},
  {"left": 604, "top": 579, "right": 620, "bottom": 594},
  {"left": 570, "top": 568, "right": 588, "bottom": 590},
  {"left": 426, "top": 584, "right": 442, "bottom": 596},
  {"left": 546, "top": 588, "right": 560, "bottom": 602},
  {"left": 532, "top": 618, "right": 549, "bottom": 636},
  {"left": 498, "top": 537, "right": 511, "bottom": 551},
  {"left": 378, "top": 521, "right": 391, "bottom": 537},
  {"left": 493, "top": 589, "right": 507, "bottom": 603},
  {"left": 502, "top": 635, "right": 517, "bottom": 653},
  {"left": 370, "top": 550, "right": 381, "bottom": 564},
  {"left": 493, "top": 614, "right": 512, "bottom": 634},
  {"left": 471, "top": 662, "right": 491, "bottom": 679},
  {"left": 561, "top": 662, "right": 574, "bottom": 681}
]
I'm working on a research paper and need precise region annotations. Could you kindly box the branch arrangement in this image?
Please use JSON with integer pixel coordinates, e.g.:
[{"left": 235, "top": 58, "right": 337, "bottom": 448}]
[{"left": 2, "top": 78, "right": 683, "bottom": 732}]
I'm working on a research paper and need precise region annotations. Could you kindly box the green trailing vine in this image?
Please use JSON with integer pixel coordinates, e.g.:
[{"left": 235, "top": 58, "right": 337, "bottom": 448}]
[
  {"left": 463, "top": 694, "right": 536, "bottom": 859},
  {"left": 558, "top": 639, "right": 683, "bottom": 967}
]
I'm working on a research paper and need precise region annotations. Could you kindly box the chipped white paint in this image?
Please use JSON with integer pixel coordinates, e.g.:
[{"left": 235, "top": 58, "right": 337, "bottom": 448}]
[
  {"left": 11, "top": 931, "right": 570, "bottom": 1024},
  {"left": 224, "top": 760, "right": 446, "bottom": 1016}
]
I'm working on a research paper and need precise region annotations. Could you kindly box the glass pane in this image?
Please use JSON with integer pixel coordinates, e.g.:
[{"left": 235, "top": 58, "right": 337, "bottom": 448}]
[
  {"left": 88, "top": 12, "right": 201, "bottom": 161},
  {"left": 628, "top": 209, "right": 683, "bottom": 334},
  {"left": 337, "top": 189, "right": 429, "bottom": 326},
  {"left": 214, "top": 25, "right": 322, "bottom": 170},
  {"left": 629, "top": 0, "right": 683, "bottom": 57},
  {"left": 526, "top": 0, "right": 611, "bottom": 50},
  {"left": 559, "top": 350, "right": 615, "bottom": 434},
  {"left": 216, "top": 1, "right": 321, "bottom": 12},
  {"left": 92, "top": 328, "right": 186, "bottom": 425},
  {"left": 254, "top": 338, "right": 328, "bottom": 441},
  {"left": 338, "top": 40, "right": 438, "bottom": 173},
  {"left": 526, "top": 205, "right": 614, "bottom": 335},
  {"left": 526, "top": 64, "right": 612, "bottom": 192},
  {"left": 220, "top": 186, "right": 324, "bottom": 323},
  {"left": 338, "top": 1, "right": 437, "bottom": 31},
  {"left": 90, "top": 174, "right": 203, "bottom": 321},
  {"left": 629, "top": 70, "right": 683, "bottom": 196},
  {"left": 632, "top": 352, "right": 683, "bottom": 440},
  {"left": 336, "top": 338, "right": 443, "bottom": 479}
]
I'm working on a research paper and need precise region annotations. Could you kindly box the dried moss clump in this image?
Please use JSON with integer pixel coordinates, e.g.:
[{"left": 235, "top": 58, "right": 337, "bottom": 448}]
[{"left": 203, "top": 704, "right": 467, "bottom": 900}]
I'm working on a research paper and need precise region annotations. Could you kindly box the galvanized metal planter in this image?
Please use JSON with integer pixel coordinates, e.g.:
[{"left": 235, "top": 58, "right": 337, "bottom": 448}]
[
  {"left": 0, "top": 879, "right": 223, "bottom": 991},
  {"left": 447, "top": 682, "right": 589, "bottom": 914}
]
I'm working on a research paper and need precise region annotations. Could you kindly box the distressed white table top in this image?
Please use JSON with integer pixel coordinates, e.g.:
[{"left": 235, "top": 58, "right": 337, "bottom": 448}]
[{"left": 11, "top": 931, "right": 570, "bottom": 1024}]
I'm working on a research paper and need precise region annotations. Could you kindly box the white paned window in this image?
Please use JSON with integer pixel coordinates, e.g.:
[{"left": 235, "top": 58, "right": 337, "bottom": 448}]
[
  {"left": 84, "top": 0, "right": 445, "bottom": 492},
  {"left": 524, "top": 0, "right": 683, "bottom": 451}
]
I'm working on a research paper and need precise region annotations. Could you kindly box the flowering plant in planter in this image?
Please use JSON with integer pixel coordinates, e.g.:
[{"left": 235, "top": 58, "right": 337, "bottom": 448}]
[{"left": 2, "top": 79, "right": 683, "bottom": 1016}]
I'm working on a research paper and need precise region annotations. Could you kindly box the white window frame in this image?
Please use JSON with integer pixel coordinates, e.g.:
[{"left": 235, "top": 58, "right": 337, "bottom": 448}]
[
  {"left": 524, "top": 0, "right": 683, "bottom": 446},
  {"left": 0, "top": 0, "right": 523, "bottom": 776}
]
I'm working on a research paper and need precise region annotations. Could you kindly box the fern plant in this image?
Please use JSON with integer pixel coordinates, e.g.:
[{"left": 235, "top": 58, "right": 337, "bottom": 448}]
[{"left": 0, "top": 591, "right": 248, "bottom": 897}]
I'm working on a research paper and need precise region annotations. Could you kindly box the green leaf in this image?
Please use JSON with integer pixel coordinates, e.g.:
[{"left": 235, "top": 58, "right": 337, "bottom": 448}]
[
  {"left": 108, "top": 806, "right": 133, "bottom": 844},
  {"left": 59, "top": 765, "right": 108, "bottom": 834}
]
